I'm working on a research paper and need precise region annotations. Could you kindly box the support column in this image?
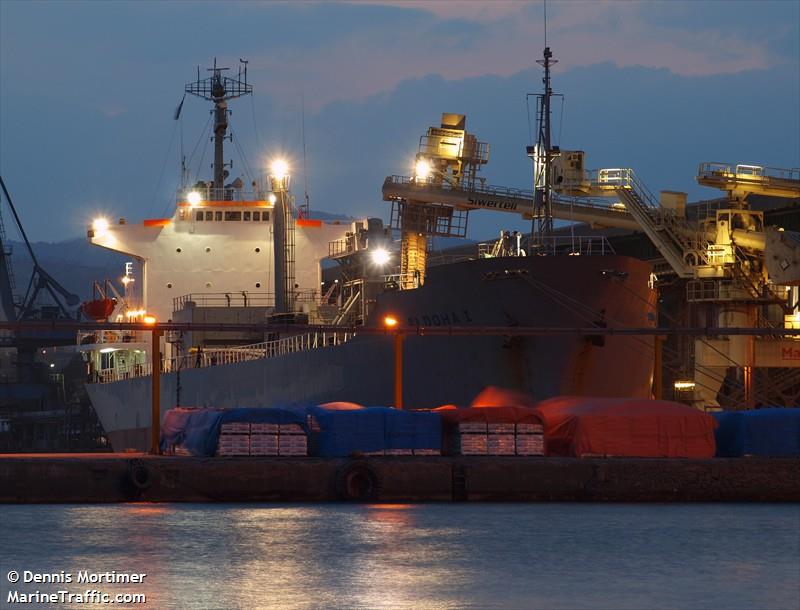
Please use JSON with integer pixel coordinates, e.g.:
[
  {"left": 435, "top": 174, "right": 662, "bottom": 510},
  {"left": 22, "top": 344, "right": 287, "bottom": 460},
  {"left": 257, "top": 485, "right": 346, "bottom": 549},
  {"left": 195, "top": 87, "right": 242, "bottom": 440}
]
[
  {"left": 394, "top": 332, "right": 404, "bottom": 409},
  {"left": 150, "top": 329, "right": 162, "bottom": 455}
]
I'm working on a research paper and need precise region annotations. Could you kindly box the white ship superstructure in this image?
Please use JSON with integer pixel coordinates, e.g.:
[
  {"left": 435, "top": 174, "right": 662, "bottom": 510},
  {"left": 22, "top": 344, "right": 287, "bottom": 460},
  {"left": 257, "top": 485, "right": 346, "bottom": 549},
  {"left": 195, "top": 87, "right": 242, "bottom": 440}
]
[
  {"left": 88, "top": 190, "right": 352, "bottom": 326},
  {"left": 77, "top": 59, "right": 370, "bottom": 383}
]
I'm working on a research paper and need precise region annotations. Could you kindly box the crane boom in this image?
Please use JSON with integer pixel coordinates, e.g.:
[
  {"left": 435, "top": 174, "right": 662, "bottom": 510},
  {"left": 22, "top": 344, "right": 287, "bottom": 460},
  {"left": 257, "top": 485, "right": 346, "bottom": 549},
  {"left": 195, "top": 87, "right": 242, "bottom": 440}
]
[
  {"left": 0, "top": 176, "right": 79, "bottom": 321},
  {"left": 0, "top": 198, "right": 16, "bottom": 324}
]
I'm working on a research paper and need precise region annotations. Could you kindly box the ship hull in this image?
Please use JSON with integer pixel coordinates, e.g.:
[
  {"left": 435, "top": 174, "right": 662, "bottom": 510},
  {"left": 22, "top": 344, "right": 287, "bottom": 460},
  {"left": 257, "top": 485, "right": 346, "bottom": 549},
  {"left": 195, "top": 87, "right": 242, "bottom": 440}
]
[{"left": 87, "top": 255, "right": 657, "bottom": 451}]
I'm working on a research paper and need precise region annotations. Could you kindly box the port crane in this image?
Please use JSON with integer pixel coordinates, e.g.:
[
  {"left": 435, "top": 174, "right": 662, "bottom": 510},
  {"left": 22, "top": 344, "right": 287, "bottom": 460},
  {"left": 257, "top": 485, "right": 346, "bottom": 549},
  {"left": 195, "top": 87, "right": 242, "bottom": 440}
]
[
  {"left": 0, "top": 176, "right": 79, "bottom": 357},
  {"left": 383, "top": 113, "right": 800, "bottom": 408}
]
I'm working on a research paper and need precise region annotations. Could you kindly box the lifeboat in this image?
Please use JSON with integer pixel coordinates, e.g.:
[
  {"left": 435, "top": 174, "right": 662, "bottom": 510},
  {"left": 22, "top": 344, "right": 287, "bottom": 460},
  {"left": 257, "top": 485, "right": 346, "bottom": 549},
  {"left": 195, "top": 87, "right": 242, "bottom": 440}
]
[{"left": 81, "top": 298, "right": 116, "bottom": 321}]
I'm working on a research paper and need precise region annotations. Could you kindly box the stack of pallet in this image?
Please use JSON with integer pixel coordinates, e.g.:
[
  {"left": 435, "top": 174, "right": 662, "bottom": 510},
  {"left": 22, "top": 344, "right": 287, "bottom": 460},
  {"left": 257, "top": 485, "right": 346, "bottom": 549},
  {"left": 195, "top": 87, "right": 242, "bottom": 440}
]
[
  {"left": 458, "top": 422, "right": 489, "bottom": 455},
  {"left": 456, "top": 421, "right": 544, "bottom": 456},
  {"left": 515, "top": 422, "right": 545, "bottom": 455},
  {"left": 217, "top": 422, "right": 308, "bottom": 457},
  {"left": 217, "top": 422, "right": 251, "bottom": 456},
  {"left": 277, "top": 423, "right": 308, "bottom": 456},
  {"left": 249, "top": 422, "right": 279, "bottom": 456}
]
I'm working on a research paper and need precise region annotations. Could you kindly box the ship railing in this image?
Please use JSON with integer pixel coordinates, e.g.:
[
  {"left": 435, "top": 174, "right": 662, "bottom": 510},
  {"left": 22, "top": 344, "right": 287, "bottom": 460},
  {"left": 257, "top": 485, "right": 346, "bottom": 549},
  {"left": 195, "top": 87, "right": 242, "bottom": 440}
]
[
  {"left": 91, "top": 331, "right": 355, "bottom": 383},
  {"left": 427, "top": 253, "right": 475, "bottom": 267},
  {"left": 78, "top": 329, "right": 142, "bottom": 345},
  {"left": 698, "top": 162, "right": 800, "bottom": 183},
  {"left": 530, "top": 235, "right": 616, "bottom": 256},
  {"left": 173, "top": 290, "right": 324, "bottom": 312},
  {"left": 381, "top": 273, "right": 421, "bottom": 290},
  {"left": 385, "top": 174, "right": 632, "bottom": 216},
  {"left": 93, "top": 362, "right": 153, "bottom": 384},
  {"left": 176, "top": 186, "right": 268, "bottom": 203},
  {"left": 174, "top": 292, "right": 276, "bottom": 310}
]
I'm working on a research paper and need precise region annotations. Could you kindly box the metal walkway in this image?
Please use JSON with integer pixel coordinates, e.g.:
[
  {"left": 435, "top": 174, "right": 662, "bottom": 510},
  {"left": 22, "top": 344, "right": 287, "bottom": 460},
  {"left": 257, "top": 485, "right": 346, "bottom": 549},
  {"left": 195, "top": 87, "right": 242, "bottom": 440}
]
[{"left": 382, "top": 175, "right": 640, "bottom": 231}]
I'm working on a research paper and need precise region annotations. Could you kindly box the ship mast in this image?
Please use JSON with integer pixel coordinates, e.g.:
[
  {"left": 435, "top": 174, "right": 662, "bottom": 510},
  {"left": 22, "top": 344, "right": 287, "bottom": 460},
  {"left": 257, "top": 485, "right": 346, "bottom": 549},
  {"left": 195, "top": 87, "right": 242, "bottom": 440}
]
[
  {"left": 531, "top": 46, "right": 557, "bottom": 248},
  {"left": 185, "top": 58, "right": 253, "bottom": 191}
]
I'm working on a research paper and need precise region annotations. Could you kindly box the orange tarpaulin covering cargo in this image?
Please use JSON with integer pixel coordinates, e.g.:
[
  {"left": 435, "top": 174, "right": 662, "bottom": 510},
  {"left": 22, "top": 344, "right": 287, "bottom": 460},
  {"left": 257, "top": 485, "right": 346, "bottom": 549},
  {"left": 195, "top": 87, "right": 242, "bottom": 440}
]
[
  {"left": 533, "top": 397, "right": 717, "bottom": 458},
  {"left": 470, "top": 386, "right": 536, "bottom": 409},
  {"left": 433, "top": 405, "right": 543, "bottom": 425}
]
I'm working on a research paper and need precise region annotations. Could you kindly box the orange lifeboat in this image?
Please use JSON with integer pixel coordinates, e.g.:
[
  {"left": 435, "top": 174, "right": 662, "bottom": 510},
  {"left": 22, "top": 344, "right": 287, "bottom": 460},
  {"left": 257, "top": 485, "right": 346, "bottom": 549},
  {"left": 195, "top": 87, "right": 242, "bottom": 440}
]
[{"left": 81, "top": 298, "right": 116, "bottom": 321}]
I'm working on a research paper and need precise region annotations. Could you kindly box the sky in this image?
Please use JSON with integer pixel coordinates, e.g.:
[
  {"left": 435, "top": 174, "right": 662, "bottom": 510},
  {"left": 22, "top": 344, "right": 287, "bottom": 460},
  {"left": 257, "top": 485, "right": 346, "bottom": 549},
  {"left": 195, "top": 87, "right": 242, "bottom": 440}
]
[{"left": 0, "top": 0, "right": 798, "bottom": 243}]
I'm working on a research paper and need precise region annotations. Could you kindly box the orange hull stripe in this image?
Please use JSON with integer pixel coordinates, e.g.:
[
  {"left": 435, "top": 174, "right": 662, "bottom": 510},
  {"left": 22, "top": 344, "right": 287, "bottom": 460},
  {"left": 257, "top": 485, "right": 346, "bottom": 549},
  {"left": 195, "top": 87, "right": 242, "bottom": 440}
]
[
  {"left": 143, "top": 218, "right": 171, "bottom": 227},
  {"left": 296, "top": 218, "right": 323, "bottom": 228}
]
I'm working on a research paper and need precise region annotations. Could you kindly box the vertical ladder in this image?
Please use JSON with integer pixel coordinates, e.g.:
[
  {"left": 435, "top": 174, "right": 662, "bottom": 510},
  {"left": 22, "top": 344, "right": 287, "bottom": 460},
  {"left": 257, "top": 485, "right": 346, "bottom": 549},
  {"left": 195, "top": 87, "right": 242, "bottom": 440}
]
[{"left": 400, "top": 231, "right": 427, "bottom": 290}]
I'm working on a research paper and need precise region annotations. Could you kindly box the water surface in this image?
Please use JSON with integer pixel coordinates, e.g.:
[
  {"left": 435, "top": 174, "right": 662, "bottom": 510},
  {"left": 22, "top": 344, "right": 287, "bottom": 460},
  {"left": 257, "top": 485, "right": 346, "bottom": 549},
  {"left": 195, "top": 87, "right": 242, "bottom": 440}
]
[{"left": 1, "top": 503, "right": 798, "bottom": 609}]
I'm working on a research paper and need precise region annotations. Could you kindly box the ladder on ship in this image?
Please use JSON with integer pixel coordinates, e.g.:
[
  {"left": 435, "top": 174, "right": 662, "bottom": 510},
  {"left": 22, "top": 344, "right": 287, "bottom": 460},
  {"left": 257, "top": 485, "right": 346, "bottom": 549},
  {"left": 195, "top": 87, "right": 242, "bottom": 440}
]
[{"left": 332, "top": 288, "right": 361, "bottom": 326}]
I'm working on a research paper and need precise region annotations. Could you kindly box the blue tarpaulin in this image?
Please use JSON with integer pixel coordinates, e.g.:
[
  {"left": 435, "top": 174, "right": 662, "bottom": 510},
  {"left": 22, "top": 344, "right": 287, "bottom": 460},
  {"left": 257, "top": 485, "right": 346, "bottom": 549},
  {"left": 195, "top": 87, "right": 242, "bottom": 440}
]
[
  {"left": 160, "top": 407, "right": 308, "bottom": 457},
  {"left": 712, "top": 408, "right": 800, "bottom": 457},
  {"left": 309, "top": 406, "right": 442, "bottom": 457}
]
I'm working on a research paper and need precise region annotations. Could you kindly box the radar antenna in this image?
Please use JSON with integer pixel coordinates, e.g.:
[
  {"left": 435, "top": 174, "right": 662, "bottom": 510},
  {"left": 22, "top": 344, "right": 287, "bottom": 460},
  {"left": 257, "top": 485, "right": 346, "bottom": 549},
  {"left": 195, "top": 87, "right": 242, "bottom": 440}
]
[{"left": 185, "top": 58, "right": 253, "bottom": 190}]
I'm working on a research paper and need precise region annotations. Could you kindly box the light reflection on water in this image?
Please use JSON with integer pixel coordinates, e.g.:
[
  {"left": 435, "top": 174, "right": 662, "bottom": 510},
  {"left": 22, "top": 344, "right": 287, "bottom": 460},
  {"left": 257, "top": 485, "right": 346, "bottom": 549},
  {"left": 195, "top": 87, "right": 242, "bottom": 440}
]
[{"left": 1, "top": 503, "right": 798, "bottom": 610}]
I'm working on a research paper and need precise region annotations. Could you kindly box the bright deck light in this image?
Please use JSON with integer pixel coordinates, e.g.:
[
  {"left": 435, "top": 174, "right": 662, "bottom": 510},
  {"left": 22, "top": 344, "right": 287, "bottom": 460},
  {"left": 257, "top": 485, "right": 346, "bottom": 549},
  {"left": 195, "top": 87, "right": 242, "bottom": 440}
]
[
  {"left": 92, "top": 217, "right": 109, "bottom": 233},
  {"left": 414, "top": 158, "right": 432, "bottom": 180},
  {"left": 187, "top": 190, "right": 202, "bottom": 206},
  {"left": 271, "top": 159, "right": 289, "bottom": 180},
  {"left": 371, "top": 247, "right": 391, "bottom": 265},
  {"left": 143, "top": 315, "right": 157, "bottom": 325},
  {"left": 673, "top": 380, "right": 696, "bottom": 390},
  {"left": 383, "top": 315, "right": 399, "bottom": 328}
]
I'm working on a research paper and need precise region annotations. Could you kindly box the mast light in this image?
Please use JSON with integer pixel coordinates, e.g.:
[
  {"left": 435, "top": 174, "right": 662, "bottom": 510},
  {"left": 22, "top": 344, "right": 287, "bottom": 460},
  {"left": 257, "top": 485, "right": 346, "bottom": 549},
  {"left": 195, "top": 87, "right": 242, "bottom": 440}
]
[
  {"left": 187, "top": 190, "right": 202, "bottom": 206},
  {"left": 271, "top": 159, "right": 289, "bottom": 181}
]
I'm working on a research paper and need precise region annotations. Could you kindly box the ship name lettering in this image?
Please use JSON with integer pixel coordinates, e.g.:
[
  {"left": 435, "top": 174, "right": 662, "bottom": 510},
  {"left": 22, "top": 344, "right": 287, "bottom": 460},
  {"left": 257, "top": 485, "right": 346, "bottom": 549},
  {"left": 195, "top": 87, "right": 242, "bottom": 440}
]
[{"left": 407, "top": 309, "right": 472, "bottom": 327}]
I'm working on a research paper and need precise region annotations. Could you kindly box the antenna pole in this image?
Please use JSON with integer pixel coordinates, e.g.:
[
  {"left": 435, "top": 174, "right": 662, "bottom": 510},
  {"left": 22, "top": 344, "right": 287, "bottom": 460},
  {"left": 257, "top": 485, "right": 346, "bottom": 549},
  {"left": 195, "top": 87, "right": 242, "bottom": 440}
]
[
  {"left": 533, "top": 46, "right": 557, "bottom": 248},
  {"left": 301, "top": 93, "right": 310, "bottom": 218}
]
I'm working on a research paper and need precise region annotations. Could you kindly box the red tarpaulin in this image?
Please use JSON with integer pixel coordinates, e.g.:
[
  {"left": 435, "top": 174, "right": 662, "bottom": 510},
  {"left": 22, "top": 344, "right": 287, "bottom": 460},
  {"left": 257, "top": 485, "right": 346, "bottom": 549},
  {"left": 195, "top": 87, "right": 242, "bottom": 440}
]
[
  {"left": 433, "top": 405, "right": 543, "bottom": 425},
  {"left": 534, "top": 396, "right": 717, "bottom": 458},
  {"left": 470, "top": 386, "right": 536, "bottom": 409}
]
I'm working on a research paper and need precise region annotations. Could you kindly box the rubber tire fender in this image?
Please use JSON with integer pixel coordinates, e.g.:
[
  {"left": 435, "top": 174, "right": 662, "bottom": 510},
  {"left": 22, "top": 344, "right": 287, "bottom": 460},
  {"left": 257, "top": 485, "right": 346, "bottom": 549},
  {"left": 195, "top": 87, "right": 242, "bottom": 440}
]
[
  {"left": 335, "top": 460, "right": 380, "bottom": 502},
  {"left": 128, "top": 459, "right": 153, "bottom": 491}
]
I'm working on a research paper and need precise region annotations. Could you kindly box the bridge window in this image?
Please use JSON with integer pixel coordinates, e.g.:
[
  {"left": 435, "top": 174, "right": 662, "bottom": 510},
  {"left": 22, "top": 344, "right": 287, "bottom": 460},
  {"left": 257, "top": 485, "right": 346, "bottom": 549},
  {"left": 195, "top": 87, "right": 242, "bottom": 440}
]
[
  {"left": 243, "top": 211, "right": 251, "bottom": 221},
  {"left": 253, "top": 211, "right": 260, "bottom": 221},
  {"left": 195, "top": 211, "right": 204, "bottom": 221},
  {"left": 215, "top": 211, "right": 222, "bottom": 221},
  {"left": 262, "top": 211, "right": 270, "bottom": 221},
  {"left": 205, "top": 211, "right": 213, "bottom": 221},
  {"left": 225, "top": 211, "right": 242, "bottom": 221}
]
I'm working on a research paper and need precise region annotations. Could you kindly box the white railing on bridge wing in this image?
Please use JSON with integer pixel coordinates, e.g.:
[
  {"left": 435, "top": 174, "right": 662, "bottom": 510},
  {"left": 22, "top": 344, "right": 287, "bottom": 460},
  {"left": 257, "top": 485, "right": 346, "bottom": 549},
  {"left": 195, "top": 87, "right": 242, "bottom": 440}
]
[
  {"left": 177, "top": 186, "right": 268, "bottom": 203},
  {"left": 91, "top": 331, "right": 355, "bottom": 384}
]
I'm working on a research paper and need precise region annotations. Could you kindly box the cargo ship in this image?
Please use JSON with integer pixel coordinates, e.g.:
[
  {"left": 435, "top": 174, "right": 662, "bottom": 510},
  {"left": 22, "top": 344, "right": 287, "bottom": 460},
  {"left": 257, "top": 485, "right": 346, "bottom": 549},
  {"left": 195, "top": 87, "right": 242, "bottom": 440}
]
[{"left": 76, "top": 52, "right": 661, "bottom": 451}]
